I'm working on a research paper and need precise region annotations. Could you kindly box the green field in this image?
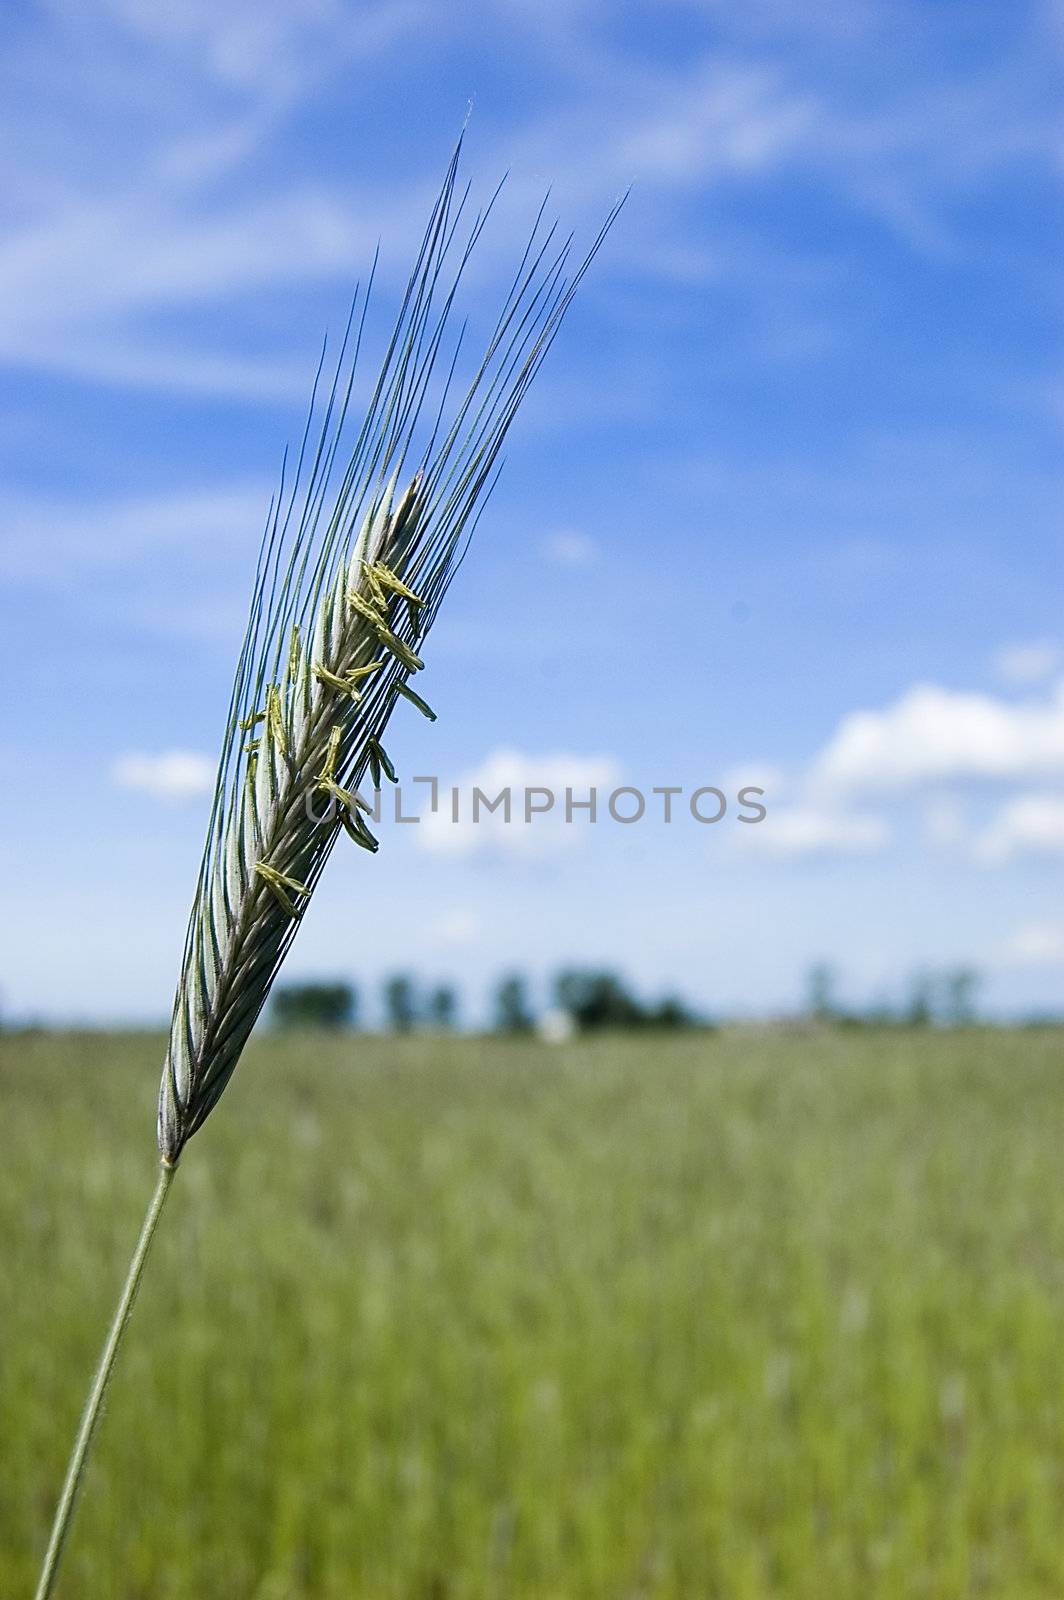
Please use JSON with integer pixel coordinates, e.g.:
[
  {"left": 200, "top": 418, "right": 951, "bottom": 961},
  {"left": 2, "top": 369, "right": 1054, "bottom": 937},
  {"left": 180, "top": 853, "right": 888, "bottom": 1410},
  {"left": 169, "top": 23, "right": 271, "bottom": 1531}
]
[{"left": 3, "top": 1026, "right": 1064, "bottom": 1598}]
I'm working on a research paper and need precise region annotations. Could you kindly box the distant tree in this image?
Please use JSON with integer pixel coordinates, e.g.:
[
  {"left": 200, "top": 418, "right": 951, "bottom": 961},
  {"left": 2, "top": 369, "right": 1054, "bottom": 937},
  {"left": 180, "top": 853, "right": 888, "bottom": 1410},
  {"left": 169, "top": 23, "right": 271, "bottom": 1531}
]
[
  {"left": 273, "top": 981, "right": 356, "bottom": 1031},
  {"left": 905, "top": 971, "right": 934, "bottom": 1027},
  {"left": 860, "top": 989, "right": 898, "bottom": 1027},
  {"left": 428, "top": 984, "right": 459, "bottom": 1030},
  {"left": 647, "top": 995, "right": 700, "bottom": 1030},
  {"left": 554, "top": 969, "right": 645, "bottom": 1032},
  {"left": 383, "top": 974, "right": 419, "bottom": 1033},
  {"left": 943, "top": 967, "right": 980, "bottom": 1026},
  {"left": 495, "top": 973, "right": 535, "bottom": 1034},
  {"left": 806, "top": 962, "right": 838, "bottom": 1023}
]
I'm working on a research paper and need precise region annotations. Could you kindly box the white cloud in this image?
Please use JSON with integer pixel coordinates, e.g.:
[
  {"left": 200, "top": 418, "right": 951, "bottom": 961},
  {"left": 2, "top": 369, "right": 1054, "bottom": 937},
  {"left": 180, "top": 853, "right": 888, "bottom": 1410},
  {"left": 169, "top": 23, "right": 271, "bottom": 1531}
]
[
  {"left": 418, "top": 747, "right": 621, "bottom": 858},
  {"left": 432, "top": 908, "right": 479, "bottom": 946},
  {"left": 1004, "top": 922, "right": 1064, "bottom": 966},
  {"left": 747, "top": 806, "right": 889, "bottom": 859},
  {"left": 813, "top": 680, "right": 1064, "bottom": 796},
  {"left": 542, "top": 529, "right": 598, "bottom": 566},
  {"left": 722, "top": 763, "right": 784, "bottom": 800},
  {"left": 975, "top": 793, "right": 1064, "bottom": 864},
  {"left": 993, "top": 640, "right": 1060, "bottom": 686},
  {"left": 111, "top": 750, "right": 214, "bottom": 801},
  {"left": 724, "top": 677, "right": 1064, "bottom": 868}
]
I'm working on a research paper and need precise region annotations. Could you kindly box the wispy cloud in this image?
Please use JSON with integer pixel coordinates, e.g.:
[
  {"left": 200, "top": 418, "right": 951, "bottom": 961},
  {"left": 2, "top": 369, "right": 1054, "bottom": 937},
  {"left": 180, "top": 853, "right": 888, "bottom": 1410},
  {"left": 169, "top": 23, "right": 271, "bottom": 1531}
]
[
  {"left": 615, "top": 62, "right": 817, "bottom": 186},
  {"left": 975, "top": 793, "right": 1064, "bottom": 864},
  {"left": 496, "top": 21, "right": 1060, "bottom": 275},
  {"left": 993, "top": 640, "right": 1061, "bottom": 686},
  {"left": 0, "top": 185, "right": 394, "bottom": 387},
  {"left": 40, "top": 0, "right": 425, "bottom": 107},
  {"left": 111, "top": 749, "right": 214, "bottom": 801},
  {"left": 495, "top": 58, "right": 819, "bottom": 226},
  {"left": 542, "top": 529, "right": 599, "bottom": 566},
  {"left": 0, "top": 0, "right": 432, "bottom": 395},
  {"left": 743, "top": 806, "right": 889, "bottom": 859},
  {"left": 431, "top": 908, "right": 480, "bottom": 947},
  {"left": 2, "top": 0, "right": 1055, "bottom": 406},
  {"left": 86, "top": 0, "right": 375, "bottom": 98},
  {"left": 0, "top": 483, "right": 273, "bottom": 647},
  {"left": 1004, "top": 921, "right": 1064, "bottom": 966},
  {"left": 0, "top": 484, "right": 270, "bottom": 582}
]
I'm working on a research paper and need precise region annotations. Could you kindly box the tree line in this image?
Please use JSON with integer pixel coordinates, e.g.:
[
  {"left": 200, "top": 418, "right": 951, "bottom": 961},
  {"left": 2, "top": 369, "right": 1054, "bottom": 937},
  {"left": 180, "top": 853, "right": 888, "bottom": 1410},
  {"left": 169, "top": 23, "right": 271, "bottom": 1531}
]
[
  {"left": 804, "top": 962, "right": 983, "bottom": 1028},
  {"left": 272, "top": 970, "right": 705, "bottom": 1034},
  {"left": 272, "top": 961, "right": 991, "bottom": 1035}
]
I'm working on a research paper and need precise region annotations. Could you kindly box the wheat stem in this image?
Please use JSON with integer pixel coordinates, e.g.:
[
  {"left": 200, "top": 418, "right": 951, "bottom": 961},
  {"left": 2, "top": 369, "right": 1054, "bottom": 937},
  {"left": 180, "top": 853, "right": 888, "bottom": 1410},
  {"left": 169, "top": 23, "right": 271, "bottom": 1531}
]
[{"left": 34, "top": 1162, "right": 177, "bottom": 1600}]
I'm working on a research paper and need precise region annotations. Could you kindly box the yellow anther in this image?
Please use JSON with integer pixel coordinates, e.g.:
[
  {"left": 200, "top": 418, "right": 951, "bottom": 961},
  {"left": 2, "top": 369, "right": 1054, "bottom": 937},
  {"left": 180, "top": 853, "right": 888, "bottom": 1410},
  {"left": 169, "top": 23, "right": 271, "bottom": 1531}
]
[
  {"left": 347, "top": 590, "right": 386, "bottom": 627},
  {"left": 375, "top": 625, "right": 424, "bottom": 672},
  {"left": 361, "top": 562, "right": 388, "bottom": 609},
  {"left": 254, "top": 861, "right": 310, "bottom": 918},
  {"left": 372, "top": 561, "right": 425, "bottom": 607},
  {"left": 265, "top": 684, "right": 287, "bottom": 760},
  {"left": 313, "top": 663, "right": 362, "bottom": 701},
  {"left": 319, "top": 725, "right": 343, "bottom": 785},
  {"left": 318, "top": 776, "right": 360, "bottom": 812}
]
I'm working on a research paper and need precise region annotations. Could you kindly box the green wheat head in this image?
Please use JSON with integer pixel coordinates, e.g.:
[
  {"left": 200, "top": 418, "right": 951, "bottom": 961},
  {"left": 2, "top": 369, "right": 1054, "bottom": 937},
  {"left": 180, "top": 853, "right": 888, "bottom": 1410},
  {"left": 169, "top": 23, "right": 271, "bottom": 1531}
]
[{"left": 157, "top": 144, "right": 620, "bottom": 1163}]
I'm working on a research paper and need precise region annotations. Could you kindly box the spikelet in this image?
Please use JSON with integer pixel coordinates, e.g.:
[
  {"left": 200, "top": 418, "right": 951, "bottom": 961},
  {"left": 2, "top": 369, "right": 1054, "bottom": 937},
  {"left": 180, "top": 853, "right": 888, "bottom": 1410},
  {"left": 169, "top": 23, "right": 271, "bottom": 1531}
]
[{"left": 157, "top": 146, "right": 622, "bottom": 1162}]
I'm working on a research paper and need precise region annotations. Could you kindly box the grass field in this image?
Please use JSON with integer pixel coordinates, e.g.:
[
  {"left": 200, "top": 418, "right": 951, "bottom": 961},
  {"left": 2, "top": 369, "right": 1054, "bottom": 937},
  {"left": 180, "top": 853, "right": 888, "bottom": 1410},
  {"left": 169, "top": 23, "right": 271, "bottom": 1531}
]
[{"left": 3, "top": 1026, "right": 1064, "bottom": 1598}]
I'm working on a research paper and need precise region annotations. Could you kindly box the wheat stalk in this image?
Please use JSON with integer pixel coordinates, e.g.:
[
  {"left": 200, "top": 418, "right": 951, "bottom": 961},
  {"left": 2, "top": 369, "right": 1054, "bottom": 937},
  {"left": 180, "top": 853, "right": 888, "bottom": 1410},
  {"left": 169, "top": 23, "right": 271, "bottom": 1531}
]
[{"left": 34, "top": 142, "right": 621, "bottom": 1599}]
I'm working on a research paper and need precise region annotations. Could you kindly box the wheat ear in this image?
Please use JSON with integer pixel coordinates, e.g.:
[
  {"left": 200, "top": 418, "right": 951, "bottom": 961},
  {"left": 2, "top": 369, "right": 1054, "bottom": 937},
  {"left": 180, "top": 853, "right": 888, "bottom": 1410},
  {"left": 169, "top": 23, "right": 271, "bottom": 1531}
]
[{"left": 33, "top": 141, "right": 621, "bottom": 1600}]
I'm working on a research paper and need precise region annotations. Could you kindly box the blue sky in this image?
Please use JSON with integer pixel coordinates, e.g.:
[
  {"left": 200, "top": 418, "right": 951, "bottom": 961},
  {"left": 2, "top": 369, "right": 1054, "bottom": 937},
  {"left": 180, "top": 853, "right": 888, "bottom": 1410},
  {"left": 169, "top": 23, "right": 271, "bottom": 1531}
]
[{"left": 1, "top": 0, "right": 1062, "bottom": 1025}]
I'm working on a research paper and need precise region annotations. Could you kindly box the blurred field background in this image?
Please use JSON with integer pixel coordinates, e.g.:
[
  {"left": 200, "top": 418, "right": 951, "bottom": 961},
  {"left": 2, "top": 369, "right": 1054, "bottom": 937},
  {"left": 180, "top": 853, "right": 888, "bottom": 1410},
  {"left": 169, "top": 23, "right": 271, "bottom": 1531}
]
[
  {"left": 5, "top": 1025, "right": 1064, "bottom": 1598},
  {"left": 1, "top": 4, "right": 1060, "bottom": 1596}
]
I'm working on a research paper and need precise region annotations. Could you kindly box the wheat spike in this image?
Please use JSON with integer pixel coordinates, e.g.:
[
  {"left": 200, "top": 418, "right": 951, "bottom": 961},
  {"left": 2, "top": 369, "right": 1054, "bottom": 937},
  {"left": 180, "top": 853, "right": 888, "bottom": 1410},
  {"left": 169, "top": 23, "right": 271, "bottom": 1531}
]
[{"left": 156, "top": 146, "right": 622, "bottom": 1163}]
